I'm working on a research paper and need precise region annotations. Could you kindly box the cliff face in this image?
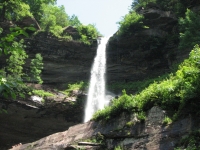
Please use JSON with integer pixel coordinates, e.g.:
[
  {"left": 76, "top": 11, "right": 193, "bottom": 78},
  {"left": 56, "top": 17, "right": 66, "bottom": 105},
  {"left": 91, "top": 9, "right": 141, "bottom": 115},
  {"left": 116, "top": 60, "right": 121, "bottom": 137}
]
[
  {"left": 0, "top": 24, "right": 97, "bottom": 149},
  {"left": 106, "top": 4, "right": 190, "bottom": 83},
  {"left": 0, "top": 90, "right": 86, "bottom": 150},
  {"left": 25, "top": 32, "right": 97, "bottom": 85}
]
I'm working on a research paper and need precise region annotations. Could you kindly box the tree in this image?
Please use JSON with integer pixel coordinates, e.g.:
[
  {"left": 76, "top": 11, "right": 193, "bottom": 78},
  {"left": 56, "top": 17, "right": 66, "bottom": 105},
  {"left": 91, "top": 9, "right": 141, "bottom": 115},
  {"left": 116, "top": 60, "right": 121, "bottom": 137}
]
[
  {"left": 6, "top": 40, "right": 28, "bottom": 76},
  {"left": 0, "top": 27, "right": 33, "bottom": 98},
  {"left": 30, "top": 53, "right": 43, "bottom": 84},
  {"left": 22, "top": 0, "right": 56, "bottom": 22},
  {"left": 117, "top": 11, "right": 144, "bottom": 36},
  {"left": 40, "top": 4, "right": 70, "bottom": 36},
  {"left": 0, "top": 0, "right": 32, "bottom": 21},
  {"left": 77, "top": 24, "right": 99, "bottom": 44},
  {"left": 69, "top": 15, "right": 81, "bottom": 27},
  {"left": 179, "top": 9, "right": 200, "bottom": 49}
]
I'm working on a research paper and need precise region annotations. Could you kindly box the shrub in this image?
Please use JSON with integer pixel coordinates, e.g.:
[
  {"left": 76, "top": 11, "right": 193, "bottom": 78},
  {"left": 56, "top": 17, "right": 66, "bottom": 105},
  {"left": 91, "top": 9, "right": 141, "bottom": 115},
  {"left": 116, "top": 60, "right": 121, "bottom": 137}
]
[
  {"left": 93, "top": 45, "right": 200, "bottom": 121},
  {"left": 31, "top": 89, "right": 54, "bottom": 98},
  {"left": 179, "top": 9, "right": 200, "bottom": 49},
  {"left": 62, "top": 81, "right": 88, "bottom": 96},
  {"left": 163, "top": 116, "right": 172, "bottom": 125},
  {"left": 117, "top": 11, "right": 144, "bottom": 36},
  {"left": 30, "top": 53, "right": 43, "bottom": 84}
]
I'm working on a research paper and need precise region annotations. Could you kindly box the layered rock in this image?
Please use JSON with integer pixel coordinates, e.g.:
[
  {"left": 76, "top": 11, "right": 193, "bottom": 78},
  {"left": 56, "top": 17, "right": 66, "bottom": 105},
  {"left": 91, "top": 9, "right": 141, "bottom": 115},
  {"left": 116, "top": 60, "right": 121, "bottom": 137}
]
[
  {"left": 24, "top": 32, "right": 97, "bottom": 84},
  {"left": 0, "top": 90, "right": 86, "bottom": 150},
  {"left": 106, "top": 3, "right": 190, "bottom": 83},
  {"left": 9, "top": 106, "right": 198, "bottom": 150}
]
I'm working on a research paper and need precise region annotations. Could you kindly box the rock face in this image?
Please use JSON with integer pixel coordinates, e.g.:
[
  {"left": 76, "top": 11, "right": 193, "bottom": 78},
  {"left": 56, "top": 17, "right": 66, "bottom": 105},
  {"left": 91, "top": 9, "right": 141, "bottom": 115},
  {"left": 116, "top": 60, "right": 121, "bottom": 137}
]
[
  {"left": 9, "top": 106, "right": 197, "bottom": 150},
  {"left": 62, "top": 26, "right": 80, "bottom": 40},
  {"left": 24, "top": 32, "right": 97, "bottom": 84},
  {"left": 0, "top": 91, "right": 86, "bottom": 150},
  {"left": 106, "top": 3, "right": 190, "bottom": 83},
  {"left": 16, "top": 16, "right": 41, "bottom": 30}
]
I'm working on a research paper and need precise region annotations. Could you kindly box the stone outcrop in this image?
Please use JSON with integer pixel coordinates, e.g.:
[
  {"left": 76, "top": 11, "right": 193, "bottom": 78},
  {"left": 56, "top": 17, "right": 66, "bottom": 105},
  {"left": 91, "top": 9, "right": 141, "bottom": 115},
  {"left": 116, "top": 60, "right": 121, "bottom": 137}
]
[
  {"left": 9, "top": 106, "right": 198, "bottom": 150},
  {"left": 24, "top": 32, "right": 97, "bottom": 84},
  {"left": 106, "top": 3, "right": 189, "bottom": 84},
  {"left": 16, "top": 16, "right": 41, "bottom": 30},
  {"left": 0, "top": 90, "right": 86, "bottom": 150},
  {"left": 62, "top": 26, "right": 80, "bottom": 40}
]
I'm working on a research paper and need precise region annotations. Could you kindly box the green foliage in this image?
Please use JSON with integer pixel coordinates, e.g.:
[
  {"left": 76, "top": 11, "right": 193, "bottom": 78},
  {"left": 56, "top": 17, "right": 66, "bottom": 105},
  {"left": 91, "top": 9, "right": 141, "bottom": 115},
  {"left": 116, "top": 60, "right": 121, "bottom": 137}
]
[
  {"left": 69, "top": 14, "right": 81, "bottom": 27},
  {"left": 175, "top": 130, "right": 200, "bottom": 150},
  {"left": 6, "top": 40, "right": 28, "bottom": 76},
  {"left": 107, "top": 74, "right": 169, "bottom": 94},
  {"left": 31, "top": 89, "right": 54, "bottom": 98},
  {"left": 126, "top": 121, "right": 135, "bottom": 127},
  {"left": 93, "top": 90, "right": 138, "bottom": 121},
  {"left": 137, "top": 111, "right": 146, "bottom": 121},
  {"left": 0, "top": 27, "right": 34, "bottom": 55},
  {"left": 0, "top": 27, "right": 33, "bottom": 99},
  {"left": 22, "top": 0, "right": 56, "bottom": 22},
  {"left": 77, "top": 24, "right": 99, "bottom": 45},
  {"left": 117, "top": 11, "right": 144, "bottom": 36},
  {"left": 131, "top": 0, "right": 156, "bottom": 10},
  {"left": 162, "top": 116, "right": 172, "bottom": 125},
  {"left": 30, "top": 53, "right": 43, "bottom": 84},
  {"left": 93, "top": 45, "right": 200, "bottom": 121},
  {"left": 114, "top": 145, "right": 124, "bottom": 150},
  {"left": 0, "top": 70, "right": 27, "bottom": 99},
  {"left": 39, "top": 4, "right": 70, "bottom": 36},
  {"left": 0, "top": 0, "right": 32, "bottom": 21},
  {"left": 179, "top": 9, "right": 200, "bottom": 49},
  {"left": 62, "top": 81, "right": 88, "bottom": 96}
]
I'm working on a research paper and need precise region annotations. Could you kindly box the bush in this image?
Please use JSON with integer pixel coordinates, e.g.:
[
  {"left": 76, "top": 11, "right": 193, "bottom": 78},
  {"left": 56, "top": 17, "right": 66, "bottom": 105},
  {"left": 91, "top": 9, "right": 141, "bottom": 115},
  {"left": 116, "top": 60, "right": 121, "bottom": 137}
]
[
  {"left": 117, "top": 11, "right": 144, "bottom": 36},
  {"left": 61, "top": 81, "right": 88, "bottom": 96},
  {"left": 93, "top": 45, "right": 200, "bottom": 121},
  {"left": 77, "top": 24, "right": 99, "bottom": 45},
  {"left": 31, "top": 89, "right": 54, "bottom": 98},
  {"left": 179, "top": 9, "right": 200, "bottom": 49}
]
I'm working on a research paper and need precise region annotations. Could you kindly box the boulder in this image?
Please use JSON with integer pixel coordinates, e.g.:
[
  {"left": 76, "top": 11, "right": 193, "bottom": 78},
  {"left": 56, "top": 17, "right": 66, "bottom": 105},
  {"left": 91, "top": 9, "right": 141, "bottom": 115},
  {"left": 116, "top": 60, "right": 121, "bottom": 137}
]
[
  {"left": 16, "top": 16, "right": 41, "bottom": 30},
  {"left": 62, "top": 26, "right": 80, "bottom": 40}
]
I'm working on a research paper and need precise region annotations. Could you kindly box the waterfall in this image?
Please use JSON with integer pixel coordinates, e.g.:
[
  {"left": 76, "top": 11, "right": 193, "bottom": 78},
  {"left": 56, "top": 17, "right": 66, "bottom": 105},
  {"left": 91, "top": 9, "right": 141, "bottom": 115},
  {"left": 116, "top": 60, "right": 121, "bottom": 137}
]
[{"left": 84, "top": 37, "right": 110, "bottom": 122}]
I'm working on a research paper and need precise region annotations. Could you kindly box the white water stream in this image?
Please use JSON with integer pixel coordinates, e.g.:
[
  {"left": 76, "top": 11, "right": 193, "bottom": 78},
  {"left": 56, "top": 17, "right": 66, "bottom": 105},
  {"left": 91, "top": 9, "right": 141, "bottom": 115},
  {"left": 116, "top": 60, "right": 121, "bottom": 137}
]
[{"left": 84, "top": 37, "right": 110, "bottom": 122}]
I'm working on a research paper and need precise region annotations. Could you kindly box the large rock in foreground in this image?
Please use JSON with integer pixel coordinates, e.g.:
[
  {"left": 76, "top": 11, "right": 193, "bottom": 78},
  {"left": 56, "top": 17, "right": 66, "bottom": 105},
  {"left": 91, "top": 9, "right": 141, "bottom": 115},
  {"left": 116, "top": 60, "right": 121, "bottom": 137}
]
[{"left": 9, "top": 107, "right": 198, "bottom": 150}]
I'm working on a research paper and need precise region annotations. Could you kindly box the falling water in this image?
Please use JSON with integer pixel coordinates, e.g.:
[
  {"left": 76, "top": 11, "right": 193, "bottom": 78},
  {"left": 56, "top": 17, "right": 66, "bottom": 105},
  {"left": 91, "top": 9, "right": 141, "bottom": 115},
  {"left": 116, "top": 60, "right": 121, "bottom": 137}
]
[{"left": 84, "top": 37, "right": 110, "bottom": 122}]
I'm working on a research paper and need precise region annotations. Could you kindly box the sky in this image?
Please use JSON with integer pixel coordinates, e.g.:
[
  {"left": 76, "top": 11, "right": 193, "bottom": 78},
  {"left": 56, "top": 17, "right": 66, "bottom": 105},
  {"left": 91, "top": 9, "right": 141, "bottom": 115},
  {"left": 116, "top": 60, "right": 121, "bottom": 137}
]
[{"left": 56, "top": 0, "right": 133, "bottom": 37}]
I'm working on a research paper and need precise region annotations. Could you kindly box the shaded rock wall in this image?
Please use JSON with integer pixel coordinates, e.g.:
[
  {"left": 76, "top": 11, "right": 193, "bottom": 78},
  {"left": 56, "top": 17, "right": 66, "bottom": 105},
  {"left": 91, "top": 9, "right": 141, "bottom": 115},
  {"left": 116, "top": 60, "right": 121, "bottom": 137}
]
[
  {"left": 24, "top": 32, "right": 97, "bottom": 85},
  {"left": 0, "top": 93, "right": 86, "bottom": 150},
  {"left": 106, "top": 4, "right": 190, "bottom": 83}
]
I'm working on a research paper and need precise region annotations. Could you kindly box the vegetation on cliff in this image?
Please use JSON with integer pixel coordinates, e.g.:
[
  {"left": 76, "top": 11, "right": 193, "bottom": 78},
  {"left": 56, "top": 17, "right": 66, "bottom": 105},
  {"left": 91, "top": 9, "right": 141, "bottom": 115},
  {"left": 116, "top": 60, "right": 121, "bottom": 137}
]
[
  {"left": 0, "top": 0, "right": 100, "bottom": 99},
  {"left": 0, "top": 26, "right": 43, "bottom": 99},
  {"left": 93, "top": 0, "right": 200, "bottom": 134},
  {"left": 0, "top": 0, "right": 100, "bottom": 44},
  {"left": 93, "top": 45, "right": 200, "bottom": 121}
]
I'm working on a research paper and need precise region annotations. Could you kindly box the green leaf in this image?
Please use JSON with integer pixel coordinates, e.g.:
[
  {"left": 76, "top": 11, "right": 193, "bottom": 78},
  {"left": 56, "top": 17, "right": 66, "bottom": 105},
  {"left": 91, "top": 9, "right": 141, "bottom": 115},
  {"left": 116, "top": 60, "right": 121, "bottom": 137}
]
[
  {"left": 20, "top": 30, "right": 29, "bottom": 37},
  {"left": 25, "top": 27, "right": 36, "bottom": 31}
]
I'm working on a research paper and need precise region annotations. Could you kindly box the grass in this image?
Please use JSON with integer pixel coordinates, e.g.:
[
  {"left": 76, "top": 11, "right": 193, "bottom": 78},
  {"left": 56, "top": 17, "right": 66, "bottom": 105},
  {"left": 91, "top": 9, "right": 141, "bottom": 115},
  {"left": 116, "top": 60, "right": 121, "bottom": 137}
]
[{"left": 93, "top": 45, "right": 200, "bottom": 122}]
